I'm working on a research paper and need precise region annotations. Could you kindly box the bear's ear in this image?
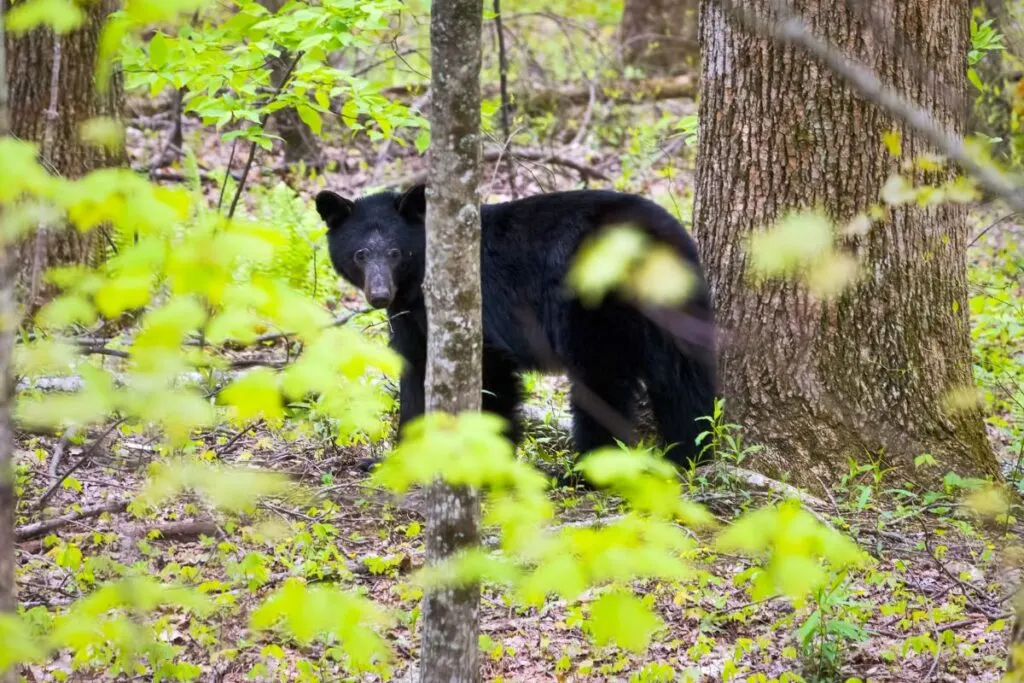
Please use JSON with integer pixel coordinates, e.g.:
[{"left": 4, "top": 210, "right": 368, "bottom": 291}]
[
  {"left": 315, "top": 191, "right": 354, "bottom": 229},
  {"left": 396, "top": 184, "right": 427, "bottom": 223}
]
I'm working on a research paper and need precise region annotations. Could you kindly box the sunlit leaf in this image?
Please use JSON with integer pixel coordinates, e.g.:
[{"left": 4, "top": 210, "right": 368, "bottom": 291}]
[
  {"left": 587, "top": 590, "right": 662, "bottom": 653},
  {"left": 748, "top": 210, "right": 833, "bottom": 278},
  {"left": 219, "top": 368, "right": 285, "bottom": 424},
  {"left": 805, "top": 251, "right": 860, "bottom": 299},
  {"left": 628, "top": 245, "right": 696, "bottom": 306},
  {"left": 80, "top": 117, "right": 125, "bottom": 152},
  {"left": 6, "top": 0, "right": 85, "bottom": 33},
  {"left": 880, "top": 174, "right": 917, "bottom": 205},
  {"left": 566, "top": 225, "right": 648, "bottom": 306},
  {"left": 881, "top": 130, "right": 902, "bottom": 157}
]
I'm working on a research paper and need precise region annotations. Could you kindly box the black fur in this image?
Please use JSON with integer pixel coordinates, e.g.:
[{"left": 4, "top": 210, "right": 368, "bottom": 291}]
[{"left": 315, "top": 185, "right": 717, "bottom": 469}]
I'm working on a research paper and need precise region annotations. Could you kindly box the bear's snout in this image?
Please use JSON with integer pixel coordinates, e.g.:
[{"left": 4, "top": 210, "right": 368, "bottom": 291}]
[{"left": 363, "top": 263, "right": 395, "bottom": 309}]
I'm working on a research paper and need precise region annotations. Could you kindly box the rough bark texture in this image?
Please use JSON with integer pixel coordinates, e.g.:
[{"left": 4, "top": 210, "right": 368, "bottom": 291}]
[
  {"left": 420, "top": 0, "right": 484, "bottom": 681},
  {"left": 0, "top": 12, "right": 16, "bottom": 683},
  {"left": 3, "top": 0, "right": 123, "bottom": 302},
  {"left": 257, "top": 0, "right": 323, "bottom": 168},
  {"left": 694, "top": 0, "right": 999, "bottom": 490},
  {"left": 620, "top": 0, "right": 699, "bottom": 74}
]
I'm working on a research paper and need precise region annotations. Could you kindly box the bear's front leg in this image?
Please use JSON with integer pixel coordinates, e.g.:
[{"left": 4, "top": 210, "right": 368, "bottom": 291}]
[{"left": 397, "top": 365, "right": 426, "bottom": 436}]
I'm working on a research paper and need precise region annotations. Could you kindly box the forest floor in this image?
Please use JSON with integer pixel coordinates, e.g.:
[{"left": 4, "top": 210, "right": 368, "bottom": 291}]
[{"left": 11, "top": 92, "right": 1024, "bottom": 682}]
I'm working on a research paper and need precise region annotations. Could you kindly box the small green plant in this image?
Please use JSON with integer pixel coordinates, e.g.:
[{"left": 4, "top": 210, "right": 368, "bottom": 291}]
[
  {"left": 695, "top": 398, "right": 763, "bottom": 465},
  {"left": 794, "top": 574, "right": 869, "bottom": 681}
]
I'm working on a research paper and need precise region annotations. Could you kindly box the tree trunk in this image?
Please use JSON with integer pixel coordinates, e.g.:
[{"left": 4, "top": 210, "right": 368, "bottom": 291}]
[
  {"left": 257, "top": 0, "right": 323, "bottom": 168},
  {"left": 3, "top": 0, "right": 123, "bottom": 305},
  {"left": 620, "top": 0, "right": 699, "bottom": 75},
  {"left": 0, "top": 11, "right": 17, "bottom": 683},
  {"left": 420, "top": 0, "right": 484, "bottom": 681},
  {"left": 694, "top": 0, "right": 1000, "bottom": 489}
]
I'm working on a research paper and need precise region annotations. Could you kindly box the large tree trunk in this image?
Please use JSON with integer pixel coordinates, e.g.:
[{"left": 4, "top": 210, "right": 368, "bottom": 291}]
[
  {"left": 420, "top": 0, "right": 484, "bottom": 681},
  {"left": 620, "top": 0, "right": 699, "bottom": 75},
  {"left": 3, "top": 0, "right": 123, "bottom": 304},
  {"left": 694, "top": 0, "right": 1000, "bottom": 489}
]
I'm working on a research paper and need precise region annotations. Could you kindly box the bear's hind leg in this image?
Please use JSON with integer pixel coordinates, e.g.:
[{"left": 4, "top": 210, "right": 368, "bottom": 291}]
[
  {"left": 642, "top": 335, "right": 716, "bottom": 469},
  {"left": 483, "top": 351, "right": 524, "bottom": 447}
]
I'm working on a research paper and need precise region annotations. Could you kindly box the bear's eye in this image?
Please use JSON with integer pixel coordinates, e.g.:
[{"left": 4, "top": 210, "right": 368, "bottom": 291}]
[
  {"left": 387, "top": 248, "right": 401, "bottom": 262},
  {"left": 354, "top": 249, "right": 369, "bottom": 265}
]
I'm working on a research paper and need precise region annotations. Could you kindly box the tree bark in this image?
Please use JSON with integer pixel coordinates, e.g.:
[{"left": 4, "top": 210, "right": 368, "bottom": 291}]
[
  {"left": 0, "top": 10, "right": 17, "bottom": 683},
  {"left": 694, "top": 0, "right": 999, "bottom": 489},
  {"left": 257, "top": 0, "right": 323, "bottom": 168},
  {"left": 420, "top": 0, "right": 484, "bottom": 681},
  {"left": 620, "top": 0, "right": 699, "bottom": 74},
  {"left": 3, "top": 0, "right": 123, "bottom": 304}
]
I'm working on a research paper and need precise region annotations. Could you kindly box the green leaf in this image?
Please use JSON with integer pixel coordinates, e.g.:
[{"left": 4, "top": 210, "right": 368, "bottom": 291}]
[
  {"left": 80, "top": 117, "right": 125, "bottom": 152},
  {"left": 6, "top": 0, "right": 86, "bottom": 34},
  {"left": 881, "top": 129, "right": 902, "bottom": 157},
  {"left": 250, "top": 578, "right": 392, "bottom": 672},
  {"left": 149, "top": 31, "right": 169, "bottom": 67},
  {"left": 14, "top": 339, "right": 80, "bottom": 376},
  {"left": 296, "top": 105, "right": 323, "bottom": 135},
  {"left": 36, "top": 294, "right": 96, "bottom": 329},
  {"left": 587, "top": 590, "right": 662, "bottom": 653},
  {"left": 967, "top": 67, "right": 985, "bottom": 92},
  {"left": 219, "top": 368, "right": 285, "bottom": 424},
  {"left": 748, "top": 210, "right": 834, "bottom": 278},
  {"left": 628, "top": 245, "right": 697, "bottom": 307},
  {"left": 94, "top": 275, "right": 155, "bottom": 317},
  {"left": 414, "top": 129, "right": 431, "bottom": 154},
  {"left": 566, "top": 226, "right": 648, "bottom": 306},
  {"left": 135, "top": 297, "right": 207, "bottom": 349},
  {"left": 0, "top": 614, "right": 45, "bottom": 671},
  {"left": 880, "top": 174, "right": 917, "bottom": 205}
]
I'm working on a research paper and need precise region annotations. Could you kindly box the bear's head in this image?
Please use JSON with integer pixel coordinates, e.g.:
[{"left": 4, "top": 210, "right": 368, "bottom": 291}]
[{"left": 315, "top": 184, "right": 426, "bottom": 310}]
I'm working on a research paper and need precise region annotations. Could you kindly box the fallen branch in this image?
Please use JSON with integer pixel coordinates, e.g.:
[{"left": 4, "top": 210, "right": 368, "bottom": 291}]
[
  {"left": 385, "top": 74, "right": 697, "bottom": 111},
  {"left": 16, "top": 500, "right": 128, "bottom": 541},
  {"left": 711, "top": 463, "right": 829, "bottom": 509},
  {"left": 124, "top": 519, "right": 222, "bottom": 541},
  {"left": 396, "top": 147, "right": 609, "bottom": 188}
]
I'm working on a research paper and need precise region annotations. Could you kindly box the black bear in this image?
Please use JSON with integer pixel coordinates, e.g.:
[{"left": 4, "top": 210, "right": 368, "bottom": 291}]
[{"left": 315, "top": 184, "right": 716, "bottom": 470}]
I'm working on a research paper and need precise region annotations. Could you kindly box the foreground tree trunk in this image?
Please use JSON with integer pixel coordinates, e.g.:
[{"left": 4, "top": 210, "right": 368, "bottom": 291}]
[
  {"left": 620, "top": 0, "right": 699, "bottom": 74},
  {"left": 420, "top": 0, "right": 484, "bottom": 681},
  {"left": 694, "top": 0, "right": 999, "bottom": 488},
  {"left": 3, "top": 0, "right": 123, "bottom": 303},
  {"left": 0, "top": 12, "right": 17, "bottom": 683}
]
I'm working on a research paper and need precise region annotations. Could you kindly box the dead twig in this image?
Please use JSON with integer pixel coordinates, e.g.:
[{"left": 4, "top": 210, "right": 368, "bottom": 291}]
[
  {"left": 47, "top": 429, "right": 75, "bottom": 488},
  {"left": 17, "top": 500, "right": 128, "bottom": 541},
  {"left": 227, "top": 50, "right": 305, "bottom": 219},
  {"left": 493, "top": 0, "right": 517, "bottom": 197},
  {"left": 920, "top": 519, "right": 1004, "bottom": 619},
  {"left": 37, "top": 418, "right": 127, "bottom": 510}
]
